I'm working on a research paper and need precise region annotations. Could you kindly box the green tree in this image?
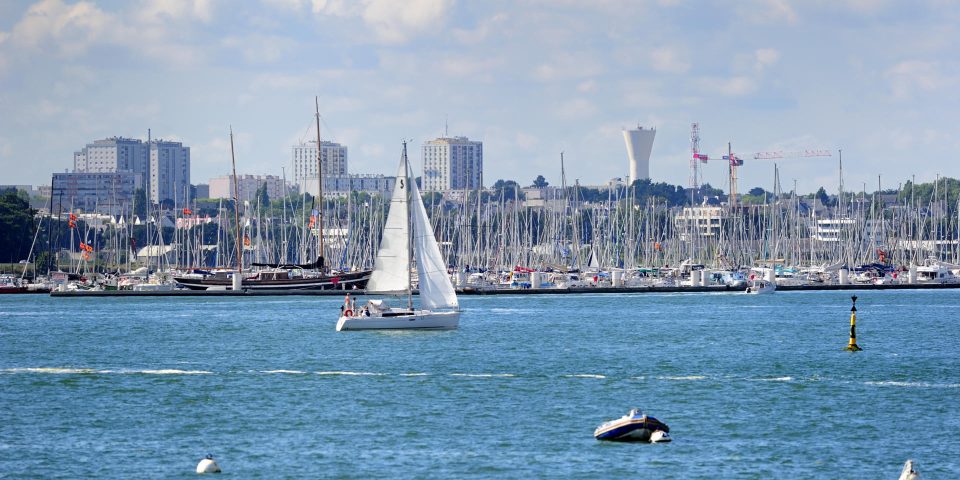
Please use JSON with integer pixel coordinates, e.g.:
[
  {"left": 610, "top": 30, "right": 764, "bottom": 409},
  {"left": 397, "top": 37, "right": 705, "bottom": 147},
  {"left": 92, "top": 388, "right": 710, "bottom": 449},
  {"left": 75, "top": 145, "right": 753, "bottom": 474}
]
[
  {"left": 492, "top": 179, "right": 523, "bottom": 199},
  {"left": 133, "top": 188, "right": 147, "bottom": 219},
  {"left": 0, "top": 189, "right": 36, "bottom": 263},
  {"left": 815, "top": 187, "right": 830, "bottom": 206},
  {"left": 256, "top": 182, "right": 270, "bottom": 208},
  {"left": 532, "top": 175, "right": 549, "bottom": 188}
]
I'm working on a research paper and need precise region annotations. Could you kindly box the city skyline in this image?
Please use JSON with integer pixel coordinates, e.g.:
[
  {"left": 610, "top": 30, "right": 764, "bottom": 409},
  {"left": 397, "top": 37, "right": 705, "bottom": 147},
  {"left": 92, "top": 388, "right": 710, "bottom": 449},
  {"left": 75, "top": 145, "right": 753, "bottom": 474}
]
[{"left": 0, "top": 1, "right": 957, "bottom": 195}]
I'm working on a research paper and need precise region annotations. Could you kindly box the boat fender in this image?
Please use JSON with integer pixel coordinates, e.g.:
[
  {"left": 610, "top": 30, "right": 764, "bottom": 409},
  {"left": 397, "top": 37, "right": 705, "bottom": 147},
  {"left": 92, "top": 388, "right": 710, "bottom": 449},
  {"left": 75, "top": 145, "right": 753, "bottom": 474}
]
[
  {"left": 344, "top": 309, "right": 353, "bottom": 317},
  {"left": 745, "top": 287, "right": 751, "bottom": 293},
  {"left": 196, "top": 454, "right": 221, "bottom": 474}
]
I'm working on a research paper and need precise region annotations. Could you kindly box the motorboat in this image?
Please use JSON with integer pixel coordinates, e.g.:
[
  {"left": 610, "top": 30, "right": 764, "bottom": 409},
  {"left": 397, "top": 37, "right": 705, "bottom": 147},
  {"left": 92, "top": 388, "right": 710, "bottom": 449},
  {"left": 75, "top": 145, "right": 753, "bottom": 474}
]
[
  {"left": 336, "top": 143, "right": 460, "bottom": 331},
  {"left": 594, "top": 408, "right": 671, "bottom": 443},
  {"left": 745, "top": 278, "right": 776, "bottom": 294}
]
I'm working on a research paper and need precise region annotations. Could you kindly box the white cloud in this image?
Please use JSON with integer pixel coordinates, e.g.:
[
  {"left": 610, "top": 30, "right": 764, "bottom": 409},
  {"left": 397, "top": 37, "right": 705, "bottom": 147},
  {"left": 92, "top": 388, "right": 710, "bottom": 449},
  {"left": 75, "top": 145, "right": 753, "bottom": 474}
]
[
  {"left": 135, "top": 0, "right": 215, "bottom": 24},
  {"left": 532, "top": 53, "right": 605, "bottom": 82},
  {"left": 754, "top": 48, "right": 780, "bottom": 71},
  {"left": 453, "top": 13, "right": 508, "bottom": 45},
  {"left": 8, "top": 0, "right": 115, "bottom": 56},
  {"left": 739, "top": 0, "right": 797, "bottom": 25},
  {"left": 556, "top": 98, "right": 598, "bottom": 119},
  {"left": 650, "top": 48, "right": 690, "bottom": 74},
  {"left": 885, "top": 60, "right": 955, "bottom": 99},
  {"left": 310, "top": 0, "right": 451, "bottom": 44},
  {"left": 515, "top": 132, "right": 539, "bottom": 150},
  {"left": 577, "top": 80, "right": 597, "bottom": 93},
  {"left": 697, "top": 76, "right": 758, "bottom": 96},
  {"left": 221, "top": 34, "right": 297, "bottom": 64},
  {"left": 437, "top": 56, "right": 502, "bottom": 79}
]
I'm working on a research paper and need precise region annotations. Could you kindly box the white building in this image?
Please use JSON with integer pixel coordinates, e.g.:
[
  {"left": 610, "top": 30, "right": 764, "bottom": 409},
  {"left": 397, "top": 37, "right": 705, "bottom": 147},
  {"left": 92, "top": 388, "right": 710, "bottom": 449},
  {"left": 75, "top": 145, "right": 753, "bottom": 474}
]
[
  {"left": 674, "top": 206, "right": 725, "bottom": 239},
  {"left": 149, "top": 140, "right": 190, "bottom": 205},
  {"left": 73, "top": 137, "right": 149, "bottom": 174},
  {"left": 208, "top": 174, "right": 292, "bottom": 203},
  {"left": 291, "top": 140, "right": 348, "bottom": 193},
  {"left": 622, "top": 126, "right": 656, "bottom": 185},
  {"left": 72, "top": 136, "right": 190, "bottom": 205},
  {"left": 421, "top": 136, "right": 483, "bottom": 192}
]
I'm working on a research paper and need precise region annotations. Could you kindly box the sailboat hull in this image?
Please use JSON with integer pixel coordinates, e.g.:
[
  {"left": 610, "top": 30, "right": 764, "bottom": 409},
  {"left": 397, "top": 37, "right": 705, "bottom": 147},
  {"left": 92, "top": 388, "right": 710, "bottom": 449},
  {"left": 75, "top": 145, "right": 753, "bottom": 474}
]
[{"left": 336, "top": 310, "right": 460, "bottom": 331}]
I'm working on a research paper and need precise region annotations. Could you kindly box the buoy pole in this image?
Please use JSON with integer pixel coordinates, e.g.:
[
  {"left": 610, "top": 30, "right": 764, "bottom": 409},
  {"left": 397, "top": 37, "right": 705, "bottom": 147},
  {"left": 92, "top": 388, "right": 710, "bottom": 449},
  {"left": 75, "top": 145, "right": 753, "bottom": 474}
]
[{"left": 844, "top": 295, "right": 862, "bottom": 351}]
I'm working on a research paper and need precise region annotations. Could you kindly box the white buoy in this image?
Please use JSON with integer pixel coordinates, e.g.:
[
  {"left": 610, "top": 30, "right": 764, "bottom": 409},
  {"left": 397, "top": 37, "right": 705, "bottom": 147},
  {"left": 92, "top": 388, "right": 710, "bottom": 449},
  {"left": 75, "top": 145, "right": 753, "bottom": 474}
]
[
  {"left": 838, "top": 268, "right": 849, "bottom": 285},
  {"left": 700, "top": 269, "right": 710, "bottom": 287},
  {"left": 908, "top": 264, "right": 918, "bottom": 284},
  {"left": 898, "top": 459, "right": 919, "bottom": 480},
  {"left": 196, "top": 454, "right": 221, "bottom": 474},
  {"left": 611, "top": 270, "right": 623, "bottom": 288},
  {"left": 231, "top": 272, "right": 242, "bottom": 291},
  {"left": 690, "top": 269, "right": 701, "bottom": 287}
]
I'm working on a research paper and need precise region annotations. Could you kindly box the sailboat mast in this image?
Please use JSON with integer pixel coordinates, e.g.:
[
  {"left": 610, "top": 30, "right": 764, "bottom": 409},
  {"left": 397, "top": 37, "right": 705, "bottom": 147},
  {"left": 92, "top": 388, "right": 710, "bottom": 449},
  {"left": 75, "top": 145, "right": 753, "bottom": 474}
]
[
  {"left": 404, "top": 141, "right": 414, "bottom": 310},
  {"left": 315, "top": 97, "right": 325, "bottom": 270},
  {"left": 230, "top": 126, "right": 242, "bottom": 272}
]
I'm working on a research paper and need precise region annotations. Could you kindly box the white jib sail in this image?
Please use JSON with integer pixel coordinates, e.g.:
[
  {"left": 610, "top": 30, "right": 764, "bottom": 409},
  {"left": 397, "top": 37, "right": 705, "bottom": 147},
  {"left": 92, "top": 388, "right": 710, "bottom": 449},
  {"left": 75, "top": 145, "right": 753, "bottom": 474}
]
[
  {"left": 365, "top": 150, "right": 411, "bottom": 295},
  {"left": 410, "top": 179, "right": 459, "bottom": 310}
]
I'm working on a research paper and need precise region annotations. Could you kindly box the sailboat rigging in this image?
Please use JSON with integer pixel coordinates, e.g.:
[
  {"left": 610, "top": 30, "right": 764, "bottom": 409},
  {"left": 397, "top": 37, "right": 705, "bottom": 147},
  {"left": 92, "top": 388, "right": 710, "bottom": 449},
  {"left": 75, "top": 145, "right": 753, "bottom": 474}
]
[{"left": 336, "top": 141, "right": 460, "bottom": 331}]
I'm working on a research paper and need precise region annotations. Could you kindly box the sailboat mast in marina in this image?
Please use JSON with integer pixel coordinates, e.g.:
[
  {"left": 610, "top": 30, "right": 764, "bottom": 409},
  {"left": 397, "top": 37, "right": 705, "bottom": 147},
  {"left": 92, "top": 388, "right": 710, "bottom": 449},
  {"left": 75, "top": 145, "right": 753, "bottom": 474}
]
[{"left": 336, "top": 142, "right": 460, "bottom": 331}]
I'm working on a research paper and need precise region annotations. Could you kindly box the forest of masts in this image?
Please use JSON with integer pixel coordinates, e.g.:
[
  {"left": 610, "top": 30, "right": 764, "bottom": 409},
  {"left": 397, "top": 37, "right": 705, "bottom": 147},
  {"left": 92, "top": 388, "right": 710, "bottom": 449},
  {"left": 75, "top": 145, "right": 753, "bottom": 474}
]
[{"left": 51, "top": 174, "right": 960, "bottom": 275}]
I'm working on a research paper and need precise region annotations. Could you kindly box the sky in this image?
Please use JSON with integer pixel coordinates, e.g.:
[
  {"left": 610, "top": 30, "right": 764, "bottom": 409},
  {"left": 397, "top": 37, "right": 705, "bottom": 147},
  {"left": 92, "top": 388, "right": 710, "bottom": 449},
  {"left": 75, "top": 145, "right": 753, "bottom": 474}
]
[{"left": 0, "top": 0, "right": 958, "bottom": 195}]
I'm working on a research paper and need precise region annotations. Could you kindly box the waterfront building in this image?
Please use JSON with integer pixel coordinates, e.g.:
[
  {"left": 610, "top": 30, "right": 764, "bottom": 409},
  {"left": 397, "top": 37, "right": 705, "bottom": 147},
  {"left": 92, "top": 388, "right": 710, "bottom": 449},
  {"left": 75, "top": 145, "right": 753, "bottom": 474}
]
[
  {"left": 51, "top": 171, "right": 142, "bottom": 215},
  {"left": 208, "top": 174, "right": 292, "bottom": 203},
  {"left": 421, "top": 136, "right": 483, "bottom": 192},
  {"left": 674, "top": 206, "right": 725, "bottom": 239}
]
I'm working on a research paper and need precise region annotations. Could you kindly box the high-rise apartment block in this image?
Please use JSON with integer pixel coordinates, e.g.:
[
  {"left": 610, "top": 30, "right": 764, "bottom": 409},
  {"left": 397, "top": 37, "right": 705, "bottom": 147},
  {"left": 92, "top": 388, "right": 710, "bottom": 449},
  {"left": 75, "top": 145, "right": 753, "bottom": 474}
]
[
  {"left": 291, "top": 140, "right": 348, "bottom": 193},
  {"left": 421, "top": 136, "right": 483, "bottom": 192},
  {"left": 70, "top": 136, "right": 191, "bottom": 206}
]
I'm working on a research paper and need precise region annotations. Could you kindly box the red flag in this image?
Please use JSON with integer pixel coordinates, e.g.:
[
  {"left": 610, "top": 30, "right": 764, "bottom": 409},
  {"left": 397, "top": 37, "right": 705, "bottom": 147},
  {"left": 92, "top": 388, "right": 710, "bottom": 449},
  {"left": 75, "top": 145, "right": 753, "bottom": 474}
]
[
  {"left": 183, "top": 208, "right": 193, "bottom": 215},
  {"left": 69, "top": 213, "right": 77, "bottom": 221}
]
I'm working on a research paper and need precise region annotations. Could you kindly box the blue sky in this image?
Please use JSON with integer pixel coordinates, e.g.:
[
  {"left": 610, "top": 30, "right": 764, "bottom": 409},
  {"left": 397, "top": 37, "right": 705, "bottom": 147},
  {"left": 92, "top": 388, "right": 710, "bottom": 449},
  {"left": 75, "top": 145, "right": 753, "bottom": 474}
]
[{"left": 0, "top": 0, "right": 957, "bottom": 195}]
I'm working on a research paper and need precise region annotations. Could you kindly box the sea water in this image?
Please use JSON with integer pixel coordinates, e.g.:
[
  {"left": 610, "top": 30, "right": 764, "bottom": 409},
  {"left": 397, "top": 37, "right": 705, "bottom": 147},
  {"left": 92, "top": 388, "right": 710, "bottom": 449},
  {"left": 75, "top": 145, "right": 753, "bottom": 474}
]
[{"left": 1, "top": 290, "right": 958, "bottom": 478}]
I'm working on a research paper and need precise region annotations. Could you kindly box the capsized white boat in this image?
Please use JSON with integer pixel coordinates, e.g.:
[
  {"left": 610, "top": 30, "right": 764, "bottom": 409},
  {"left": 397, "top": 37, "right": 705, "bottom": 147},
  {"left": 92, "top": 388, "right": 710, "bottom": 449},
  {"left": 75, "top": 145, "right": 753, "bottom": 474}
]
[
  {"left": 594, "top": 408, "right": 671, "bottom": 443},
  {"left": 336, "top": 142, "right": 460, "bottom": 331}
]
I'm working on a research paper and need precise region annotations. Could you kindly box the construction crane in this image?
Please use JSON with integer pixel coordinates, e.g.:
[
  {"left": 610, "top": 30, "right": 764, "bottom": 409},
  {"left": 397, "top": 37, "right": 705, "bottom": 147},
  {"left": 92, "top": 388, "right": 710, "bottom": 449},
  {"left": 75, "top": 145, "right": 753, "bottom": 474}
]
[{"left": 688, "top": 127, "right": 832, "bottom": 207}]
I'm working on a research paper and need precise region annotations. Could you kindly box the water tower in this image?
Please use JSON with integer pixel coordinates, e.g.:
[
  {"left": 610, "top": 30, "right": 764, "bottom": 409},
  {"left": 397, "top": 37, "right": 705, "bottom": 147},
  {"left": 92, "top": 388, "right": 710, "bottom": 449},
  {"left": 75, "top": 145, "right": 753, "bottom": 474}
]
[{"left": 622, "top": 126, "right": 656, "bottom": 185}]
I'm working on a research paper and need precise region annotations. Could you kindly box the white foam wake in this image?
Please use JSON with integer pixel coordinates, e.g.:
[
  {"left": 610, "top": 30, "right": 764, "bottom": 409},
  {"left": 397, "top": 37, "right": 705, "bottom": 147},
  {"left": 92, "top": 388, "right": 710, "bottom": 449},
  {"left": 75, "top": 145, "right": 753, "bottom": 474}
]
[
  {"left": 0, "top": 367, "right": 212, "bottom": 375},
  {"left": 657, "top": 375, "right": 707, "bottom": 381},
  {"left": 450, "top": 373, "right": 515, "bottom": 378},
  {"left": 564, "top": 374, "right": 606, "bottom": 379},
  {"left": 262, "top": 370, "right": 307, "bottom": 374},
  {"left": 865, "top": 380, "right": 960, "bottom": 388},
  {"left": 316, "top": 371, "right": 385, "bottom": 376}
]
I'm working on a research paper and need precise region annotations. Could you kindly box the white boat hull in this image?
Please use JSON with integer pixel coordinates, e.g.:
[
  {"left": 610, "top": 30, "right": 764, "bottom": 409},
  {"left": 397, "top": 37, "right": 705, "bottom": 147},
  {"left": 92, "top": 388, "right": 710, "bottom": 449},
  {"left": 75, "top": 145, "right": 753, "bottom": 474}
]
[{"left": 336, "top": 310, "right": 460, "bottom": 331}]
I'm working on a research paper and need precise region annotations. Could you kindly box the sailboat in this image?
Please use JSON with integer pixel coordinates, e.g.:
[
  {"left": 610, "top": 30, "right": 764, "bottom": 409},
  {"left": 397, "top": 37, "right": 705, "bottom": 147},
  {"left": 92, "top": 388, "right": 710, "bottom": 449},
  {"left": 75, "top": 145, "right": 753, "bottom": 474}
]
[{"left": 336, "top": 142, "right": 460, "bottom": 331}]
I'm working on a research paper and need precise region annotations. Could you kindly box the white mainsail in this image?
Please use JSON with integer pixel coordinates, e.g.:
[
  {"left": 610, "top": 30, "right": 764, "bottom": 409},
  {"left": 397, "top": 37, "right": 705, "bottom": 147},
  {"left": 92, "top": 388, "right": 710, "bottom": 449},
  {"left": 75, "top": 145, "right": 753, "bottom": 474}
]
[
  {"left": 365, "top": 151, "right": 411, "bottom": 294},
  {"left": 410, "top": 179, "right": 459, "bottom": 310}
]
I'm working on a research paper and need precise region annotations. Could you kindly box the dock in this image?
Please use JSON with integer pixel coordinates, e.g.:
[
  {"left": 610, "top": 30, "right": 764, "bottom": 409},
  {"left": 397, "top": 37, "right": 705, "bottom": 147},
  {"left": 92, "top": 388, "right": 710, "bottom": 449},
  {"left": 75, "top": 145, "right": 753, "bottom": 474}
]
[{"left": 48, "top": 282, "right": 960, "bottom": 297}]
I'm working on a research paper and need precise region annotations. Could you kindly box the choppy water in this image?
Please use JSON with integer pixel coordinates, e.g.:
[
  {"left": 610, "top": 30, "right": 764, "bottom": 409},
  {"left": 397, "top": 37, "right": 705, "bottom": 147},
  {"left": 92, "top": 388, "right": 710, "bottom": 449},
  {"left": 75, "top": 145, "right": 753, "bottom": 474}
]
[{"left": 1, "top": 290, "right": 958, "bottom": 478}]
